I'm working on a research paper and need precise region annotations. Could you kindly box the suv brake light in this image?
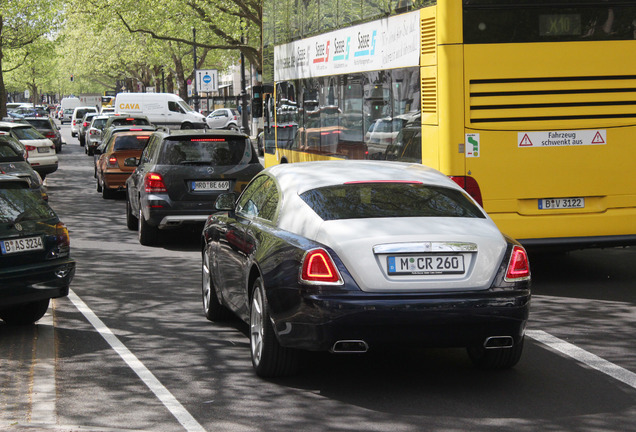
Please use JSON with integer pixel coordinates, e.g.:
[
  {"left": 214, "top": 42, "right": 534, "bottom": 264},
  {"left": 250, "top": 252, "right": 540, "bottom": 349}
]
[{"left": 144, "top": 172, "right": 167, "bottom": 193}]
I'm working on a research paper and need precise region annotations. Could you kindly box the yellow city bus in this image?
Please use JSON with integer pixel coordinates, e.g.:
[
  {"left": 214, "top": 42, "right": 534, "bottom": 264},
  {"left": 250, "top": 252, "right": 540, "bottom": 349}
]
[{"left": 261, "top": 0, "right": 636, "bottom": 249}]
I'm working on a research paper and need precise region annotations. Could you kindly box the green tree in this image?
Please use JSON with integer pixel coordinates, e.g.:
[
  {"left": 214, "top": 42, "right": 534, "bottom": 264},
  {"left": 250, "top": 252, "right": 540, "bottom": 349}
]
[{"left": 0, "top": 0, "right": 63, "bottom": 117}]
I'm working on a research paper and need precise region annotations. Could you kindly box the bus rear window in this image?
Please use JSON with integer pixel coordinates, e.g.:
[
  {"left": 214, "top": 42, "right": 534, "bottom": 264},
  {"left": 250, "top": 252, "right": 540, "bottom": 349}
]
[
  {"left": 299, "top": 183, "right": 485, "bottom": 221},
  {"left": 463, "top": 0, "right": 636, "bottom": 43}
]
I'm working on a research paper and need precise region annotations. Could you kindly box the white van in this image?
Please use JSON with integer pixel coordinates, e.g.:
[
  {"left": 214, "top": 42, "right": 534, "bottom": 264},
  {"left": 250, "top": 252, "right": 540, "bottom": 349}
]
[
  {"left": 60, "top": 97, "right": 81, "bottom": 124},
  {"left": 114, "top": 93, "right": 206, "bottom": 129}
]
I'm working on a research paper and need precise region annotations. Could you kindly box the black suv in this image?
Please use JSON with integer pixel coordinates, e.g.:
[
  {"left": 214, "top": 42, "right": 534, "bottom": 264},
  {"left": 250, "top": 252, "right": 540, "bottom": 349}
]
[
  {"left": 0, "top": 175, "right": 75, "bottom": 324},
  {"left": 125, "top": 129, "right": 263, "bottom": 246}
]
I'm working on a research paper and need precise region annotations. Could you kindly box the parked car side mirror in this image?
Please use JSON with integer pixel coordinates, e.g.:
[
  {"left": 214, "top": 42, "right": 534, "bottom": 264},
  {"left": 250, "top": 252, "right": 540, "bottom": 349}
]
[
  {"left": 124, "top": 157, "right": 139, "bottom": 167},
  {"left": 214, "top": 193, "right": 237, "bottom": 212}
]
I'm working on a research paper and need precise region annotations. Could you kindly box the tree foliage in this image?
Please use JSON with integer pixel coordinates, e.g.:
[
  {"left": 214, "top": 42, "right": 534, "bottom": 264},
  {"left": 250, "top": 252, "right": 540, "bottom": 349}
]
[
  {"left": 1, "top": 0, "right": 261, "bottom": 114},
  {"left": 0, "top": 0, "right": 64, "bottom": 117}
]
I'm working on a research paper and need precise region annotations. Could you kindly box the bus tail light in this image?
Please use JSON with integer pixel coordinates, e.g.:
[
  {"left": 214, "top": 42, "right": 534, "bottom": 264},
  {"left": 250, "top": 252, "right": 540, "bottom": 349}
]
[
  {"left": 144, "top": 172, "right": 167, "bottom": 193},
  {"left": 505, "top": 245, "right": 530, "bottom": 282},
  {"left": 300, "top": 249, "right": 343, "bottom": 285},
  {"left": 450, "top": 176, "right": 483, "bottom": 207}
]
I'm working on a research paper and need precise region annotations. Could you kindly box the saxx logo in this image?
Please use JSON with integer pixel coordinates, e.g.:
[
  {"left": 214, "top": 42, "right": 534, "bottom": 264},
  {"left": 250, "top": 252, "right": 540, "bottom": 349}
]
[
  {"left": 332, "top": 36, "right": 351, "bottom": 62},
  {"left": 354, "top": 30, "right": 376, "bottom": 58},
  {"left": 313, "top": 40, "right": 330, "bottom": 64}
]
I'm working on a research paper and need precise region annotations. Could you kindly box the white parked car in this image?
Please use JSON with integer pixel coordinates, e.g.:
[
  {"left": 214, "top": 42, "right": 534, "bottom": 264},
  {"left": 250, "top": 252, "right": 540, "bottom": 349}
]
[
  {"left": 205, "top": 108, "right": 240, "bottom": 130},
  {"left": 70, "top": 106, "right": 99, "bottom": 137},
  {"left": 0, "top": 122, "right": 58, "bottom": 179}
]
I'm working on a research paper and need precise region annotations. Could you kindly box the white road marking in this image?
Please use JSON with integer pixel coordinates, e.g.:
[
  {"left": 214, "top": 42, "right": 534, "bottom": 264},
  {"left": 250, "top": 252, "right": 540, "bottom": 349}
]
[
  {"left": 527, "top": 330, "right": 636, "bottom": 390},
  {"left": 68, "top": 290, "right": 206, "bottom": 432},
  {"left": 31, "top": 311, "right": 56, "bottom": 424}
]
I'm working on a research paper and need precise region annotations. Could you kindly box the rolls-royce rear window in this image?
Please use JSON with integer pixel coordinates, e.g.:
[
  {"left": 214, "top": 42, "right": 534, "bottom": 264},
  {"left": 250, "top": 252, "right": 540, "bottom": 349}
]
[{"left": 300, "top": 183, "right": 485, "bottom": 221}]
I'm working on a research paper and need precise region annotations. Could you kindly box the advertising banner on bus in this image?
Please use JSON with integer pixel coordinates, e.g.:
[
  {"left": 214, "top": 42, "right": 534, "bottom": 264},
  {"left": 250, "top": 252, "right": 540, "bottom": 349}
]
[{"left": 274, "top": 11, "right": 420, "bottom": 81}]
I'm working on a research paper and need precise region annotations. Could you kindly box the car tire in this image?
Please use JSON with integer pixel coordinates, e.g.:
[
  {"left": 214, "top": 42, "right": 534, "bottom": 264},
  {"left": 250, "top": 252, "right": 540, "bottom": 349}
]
[
  {"left": 126, "top": 199, "right": 138, "bottom": 230},
  {"left": 228, "top": 124, "right": 239, "bottom": 131},
  {"left": 181, "top": 123, "right": 193, "bottom": 130},
  {"left": 102, "top": 183, "right": 115, "bottom": 199},
  {"left": 96, "top": 178, "right": 102, "bottom": 192},
  {"left": 467, "top": 336, "right": 524, "bottom": 370},
  {"left": 202, "top": 248, "right": 232, "bottom": 321},
  {"left": 250, "top": 276, "right": 299, "bottom": 377},
  {"left": 0, "top": 299, "right": 50, "bottom": 325},
  {"left": 138, "top": 209, "right": 158, "bottom": 246}
]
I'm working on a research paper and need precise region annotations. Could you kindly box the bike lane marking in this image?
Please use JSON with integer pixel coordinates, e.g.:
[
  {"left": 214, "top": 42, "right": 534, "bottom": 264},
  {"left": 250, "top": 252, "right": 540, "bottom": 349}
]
[
  {"left": 31, "top": 310, "right": 56, "bottom": 425},
  {"left": 527, "top": 330, "right": 636, "bottom": 390},
  {"left": 68, "top": 289, "right": 206, "bottom": 432}
]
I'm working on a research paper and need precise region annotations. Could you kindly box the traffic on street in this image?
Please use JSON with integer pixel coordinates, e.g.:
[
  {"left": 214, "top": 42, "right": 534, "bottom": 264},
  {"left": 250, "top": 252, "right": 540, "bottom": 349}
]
[{"left": 1, "top": 123, "right": 635, "bottom": 432}]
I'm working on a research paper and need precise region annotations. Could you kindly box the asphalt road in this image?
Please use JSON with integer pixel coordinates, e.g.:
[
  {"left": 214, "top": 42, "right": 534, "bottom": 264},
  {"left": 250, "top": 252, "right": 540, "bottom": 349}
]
[{"left": 1, "top": 123, "right": 635, "bottom": 431}]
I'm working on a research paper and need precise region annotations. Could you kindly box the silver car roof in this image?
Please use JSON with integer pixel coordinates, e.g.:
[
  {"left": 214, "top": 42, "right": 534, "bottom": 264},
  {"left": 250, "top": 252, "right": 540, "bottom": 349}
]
[{"left": 267, "top": 160, "right": 462, "bottom": 196}]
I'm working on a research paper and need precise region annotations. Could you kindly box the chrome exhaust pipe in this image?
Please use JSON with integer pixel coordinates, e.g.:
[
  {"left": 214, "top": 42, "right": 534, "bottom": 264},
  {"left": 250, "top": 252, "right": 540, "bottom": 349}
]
[
  {"left": 483, "top": 336, "right": 514, "bottom": 349},
  {"left": 331, "top": 340, "right": 369, "bottom": 353}
]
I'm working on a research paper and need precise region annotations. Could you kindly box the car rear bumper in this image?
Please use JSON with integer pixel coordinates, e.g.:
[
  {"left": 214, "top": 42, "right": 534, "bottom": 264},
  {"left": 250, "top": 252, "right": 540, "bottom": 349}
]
[
  {"left": 31, "top": 161, "right": 59, "bottom": 176},
  {"left": 142, "top": 194, "right": 217, "bottom": 229},
  {"left": 104, "top": 171, "right": 133, "bottom": 190},
  {"left": 0, "top": 258, "right": 76, "bottom": 307},
  {"left": 268, "top": 288, "right": 531, "bottom": 352}
]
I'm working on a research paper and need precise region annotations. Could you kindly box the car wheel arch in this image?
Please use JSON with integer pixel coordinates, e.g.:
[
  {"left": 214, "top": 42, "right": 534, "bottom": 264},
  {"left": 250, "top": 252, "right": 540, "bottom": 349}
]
[{"left": 247, "top": 265, "right": 262, "bottom": 305}]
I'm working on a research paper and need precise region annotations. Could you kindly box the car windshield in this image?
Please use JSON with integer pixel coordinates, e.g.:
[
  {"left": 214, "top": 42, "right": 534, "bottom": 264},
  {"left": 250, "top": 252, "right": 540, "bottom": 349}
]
[
  {"left": 300, "top": 183, "right": 486, "bottom": 221},
  {"left": 111, "top": 135, "right": 150, "bottom": 151},
  {"left": 0, "top": 141, "right": 24, "bottom": 162},
  {"left": 178, "top": 100, "right": 195, "bottom": 113},
  {"left": 159, "top": 137, "right": 252, "bottom": 166},
  {"left": 0, "top": 183, "right": 56, "bottom": 223},
  {"left": 10, "top": 127, "right": 45, "bottom": 140}
]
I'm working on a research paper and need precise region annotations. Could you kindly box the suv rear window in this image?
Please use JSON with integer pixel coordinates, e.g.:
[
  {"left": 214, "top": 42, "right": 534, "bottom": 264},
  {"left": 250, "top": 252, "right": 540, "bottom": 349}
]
[
  {"left": 0, "top": 141, "right": 23, "bottom": 162},
  {"left": 112, "top": 135, "right": 151, "bottom": 151},
  {"left": 75, "top": 109, "right": 96, "bottom": 119},
  {"left": 299, "top": 183, "right": 485, "bottom": 221},
  {"left": 0, "top": 183, "right": 56, "bottom": 223},
  {"left": 24, "top": 119, "right": 51, "bottom": 129},
  {"left": 159, "top": 137, "right": 255, "bottom": 166},
  {"left": 92, "top": 118, "right": 108, "bottom": 128},
  {"left": 9, "top": 127, "right": 44, "bottom": 141}
]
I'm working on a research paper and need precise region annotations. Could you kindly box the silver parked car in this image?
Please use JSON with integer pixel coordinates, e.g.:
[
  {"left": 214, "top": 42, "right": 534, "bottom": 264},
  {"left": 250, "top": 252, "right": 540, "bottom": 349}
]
[{"left": 201, "top": 160, "right": 531, "bottom": 377}]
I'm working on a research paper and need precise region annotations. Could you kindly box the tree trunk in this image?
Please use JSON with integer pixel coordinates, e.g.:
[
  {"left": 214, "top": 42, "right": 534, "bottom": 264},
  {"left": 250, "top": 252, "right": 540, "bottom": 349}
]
[{"left": 0, "top": 18, "right": 7, "bottom": 119}]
